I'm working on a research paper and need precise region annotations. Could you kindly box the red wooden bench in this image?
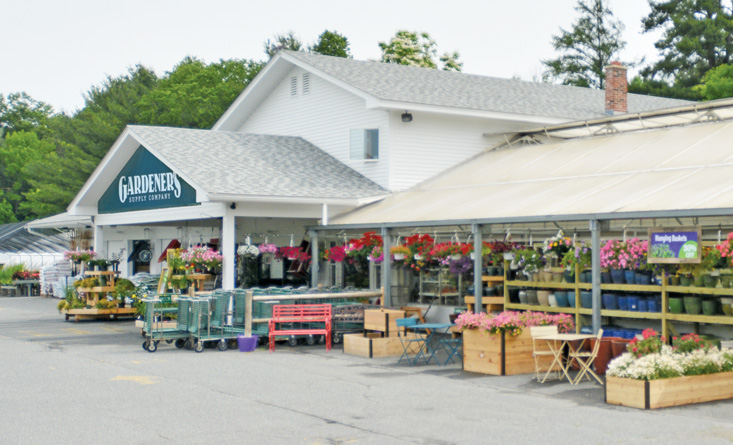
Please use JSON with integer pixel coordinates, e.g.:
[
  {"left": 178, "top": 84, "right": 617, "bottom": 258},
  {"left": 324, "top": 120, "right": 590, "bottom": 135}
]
[{"left": 268, "top": 304, "right": 332, "bottom": 352}]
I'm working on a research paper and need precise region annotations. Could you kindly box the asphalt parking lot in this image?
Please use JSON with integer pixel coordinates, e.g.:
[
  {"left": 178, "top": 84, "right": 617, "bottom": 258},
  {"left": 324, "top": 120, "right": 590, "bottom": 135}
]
[{"left": 2, "top": 296, "right": 733, "bottom": 444}]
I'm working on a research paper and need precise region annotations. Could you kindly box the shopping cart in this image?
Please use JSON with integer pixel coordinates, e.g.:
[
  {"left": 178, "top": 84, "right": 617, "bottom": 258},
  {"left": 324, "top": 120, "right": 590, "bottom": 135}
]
[{"left": 141, "top": 297, "right": 192, "bottom": 353}]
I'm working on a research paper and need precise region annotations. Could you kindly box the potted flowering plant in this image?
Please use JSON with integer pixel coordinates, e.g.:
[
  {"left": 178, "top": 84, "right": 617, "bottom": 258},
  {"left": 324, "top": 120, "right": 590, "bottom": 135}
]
[
  {"left": 456, "top": 310, "right": 574, "bottom": 375},
  {"left": 560, "top": 241, "right": 591, "bottom": 282},
  {"left": 258, "top": 243, "right": 278, "bottom": 254},
  {"left": 344, "top": 232, "right": 383, "bottom": 265},
  {"left": 322, "top": 245, "right": 346, "bottom": 263},
  {"left": 367, "top": 245, "right": 383, "bottom": 263},
  {"left": 512, "top": 247, "right": 545, "bottom": 279},
  {"left": 542, "top": 231, "right": 573, "bottom": 266},
  {"left": 180, "top": 245, "right": 223, "bottom": 273},
  {"left": 389, "top": 245, "right": 410, "bottom": 261},
  {"left": 64, "top": 249, "right": 96, "bottom": 264},
  {"left": 404, "top": 233, "right": 434, "bottom": 265},
  {"left": 601, "top": 238, "right": 648, "bottom": 284},
  {"left": 430, "top": 242, "right": 471, "bottom": 263},
  {"left": 607, "top": 329, "right": 733, "bottom": 409}
]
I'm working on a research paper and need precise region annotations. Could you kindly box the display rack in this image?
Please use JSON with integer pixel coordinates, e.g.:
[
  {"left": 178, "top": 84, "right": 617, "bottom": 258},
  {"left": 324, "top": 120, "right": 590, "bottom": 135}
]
[
  {"left": 502, "top": 262, "right": 733, "bottom": 339},
  {"left": 63, "top": 270, "right": 137, "bottom": 321},
  {"left": 419, "top": 267, "right": 461, "bottom": 305}
]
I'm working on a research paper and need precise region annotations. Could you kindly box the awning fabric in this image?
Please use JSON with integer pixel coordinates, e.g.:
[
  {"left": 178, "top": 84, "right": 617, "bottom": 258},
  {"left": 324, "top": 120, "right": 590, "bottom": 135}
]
[{"left": 330, "top": 120, "right": 733, "bottom": 226}]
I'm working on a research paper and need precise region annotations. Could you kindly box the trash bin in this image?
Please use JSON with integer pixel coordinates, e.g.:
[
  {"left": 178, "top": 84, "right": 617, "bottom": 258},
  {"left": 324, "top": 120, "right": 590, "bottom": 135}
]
[{"left": 237, "top": 335, "right": 258, "bottom": 352}]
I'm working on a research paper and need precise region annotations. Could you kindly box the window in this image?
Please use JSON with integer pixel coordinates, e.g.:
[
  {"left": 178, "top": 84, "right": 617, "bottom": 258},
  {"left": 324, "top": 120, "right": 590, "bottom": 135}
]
[
  {"left": 290, "top": 76, "right": 298, "bottom": 97},
  {"left": 350, "top": 129, "right": 379, "bottom": 160},
  {"left": 302, "top": 73, "right": 310, "bottom": 95}
]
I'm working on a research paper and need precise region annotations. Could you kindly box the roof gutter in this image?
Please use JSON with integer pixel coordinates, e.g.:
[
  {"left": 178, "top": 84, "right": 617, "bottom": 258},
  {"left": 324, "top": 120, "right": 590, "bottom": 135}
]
[
  {"left": 368, "top": 99, "right": 571, "bottom": 125},
  {"left": 519, "top": 97, "right": 733, "bottom": 137},
  {"left": 207, "top": 193, "right": 387, "bottom": 207},
  {"left": 311, "top": 207, "right": 733, "bottom": 231}
]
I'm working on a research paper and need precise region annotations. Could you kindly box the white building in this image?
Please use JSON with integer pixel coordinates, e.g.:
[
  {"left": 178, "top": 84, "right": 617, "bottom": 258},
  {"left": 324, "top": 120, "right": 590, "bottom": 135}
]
[{"left": 33, "top": 52, "right": 687, "bottom": 292}]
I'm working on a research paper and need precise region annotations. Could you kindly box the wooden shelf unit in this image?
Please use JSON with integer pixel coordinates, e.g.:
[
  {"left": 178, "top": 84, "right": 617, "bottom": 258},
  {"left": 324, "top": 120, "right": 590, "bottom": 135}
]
[
  {"left": 75, "top": 271, "right": 119, "bottom": 308},
  {"left": 502, "top": 262, "right": 733, "bottom": 339},
  {"left": 418, "top": 267, "right": 462, "bottom": 305}
]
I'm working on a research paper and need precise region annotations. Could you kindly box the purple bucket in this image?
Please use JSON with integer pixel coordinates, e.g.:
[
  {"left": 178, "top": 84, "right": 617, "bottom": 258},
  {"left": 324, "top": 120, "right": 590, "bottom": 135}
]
[{"left": 237, "top": 335, "right": 259, "bottom": 352}]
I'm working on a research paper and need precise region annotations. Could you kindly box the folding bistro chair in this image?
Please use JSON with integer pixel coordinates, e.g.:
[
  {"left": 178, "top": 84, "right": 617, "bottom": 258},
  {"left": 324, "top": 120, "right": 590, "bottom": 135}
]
[
  {"left": 439, "top": 335, "right": 462, "bottom": 365},
  {"left": 570, "top": 328, "right": 604, "bottom": 385},
  {"left": 530, "top": 325, "right": 560, "bottom": 383},
  {"left": 395, "top": 318, "right": 427, "bottom": 366}
]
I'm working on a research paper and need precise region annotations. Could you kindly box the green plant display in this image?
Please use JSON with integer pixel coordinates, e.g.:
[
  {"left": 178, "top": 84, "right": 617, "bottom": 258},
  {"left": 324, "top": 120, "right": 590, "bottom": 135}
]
[{"left": 0, "top": 264, "right": 25, "bottom": 285}]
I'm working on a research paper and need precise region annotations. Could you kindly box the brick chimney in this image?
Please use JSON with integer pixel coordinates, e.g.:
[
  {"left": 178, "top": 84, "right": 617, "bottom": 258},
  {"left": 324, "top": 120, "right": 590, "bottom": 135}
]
[{"left": 604, "top": 61, "right": 627, "bottom": 114}]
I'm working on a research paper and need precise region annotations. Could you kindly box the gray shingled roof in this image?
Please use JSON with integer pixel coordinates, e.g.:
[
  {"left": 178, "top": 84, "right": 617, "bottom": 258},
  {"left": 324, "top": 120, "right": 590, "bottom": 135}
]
[
  {"left": 284, "top": 51, "right": 690, "bottom": 120},
  {"left": 128, "top": 126, "right": 387, "bottom": 200}
]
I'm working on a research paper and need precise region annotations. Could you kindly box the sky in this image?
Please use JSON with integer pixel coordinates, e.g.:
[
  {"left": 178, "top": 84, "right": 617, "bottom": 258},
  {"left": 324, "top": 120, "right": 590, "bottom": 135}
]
[{"left": 1, "top": 0, "right": 664, "bottom": 114}]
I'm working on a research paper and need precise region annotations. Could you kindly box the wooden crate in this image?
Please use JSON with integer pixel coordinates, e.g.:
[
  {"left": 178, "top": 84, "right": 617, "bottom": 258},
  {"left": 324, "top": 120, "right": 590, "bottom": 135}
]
[
  {"left": 363, "top": 309, "right": 405, "bottom": 337},
  {"left": 343, "top": 332, "right": 417, "bottom": 358},
  {"left": 462, "top": 329, "right": 555, "bottom": 376},
  {"left": 606, "top": 372, "right": 733, "bottom": 409}
]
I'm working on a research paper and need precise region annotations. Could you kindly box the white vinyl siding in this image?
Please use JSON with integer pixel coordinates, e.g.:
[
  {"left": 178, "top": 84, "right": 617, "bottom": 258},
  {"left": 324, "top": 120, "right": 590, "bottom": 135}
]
[
  {"left": 240, "top": 67, "right": 389, "bottom": 188},
  {"left": 388, "top": 111, "right": 527, "bottom": 191}
]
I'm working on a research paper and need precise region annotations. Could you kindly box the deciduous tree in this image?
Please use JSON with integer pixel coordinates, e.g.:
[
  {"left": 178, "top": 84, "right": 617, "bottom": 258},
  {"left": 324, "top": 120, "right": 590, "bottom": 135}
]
[
  {"left": 264, "top": 31, "right": 303, "bottom": 59},
  {"left": 310, "top": 30, "right": 351, "bottom": 58},
  {"left": 379, "top": 30, "right": 462, "bottom": 71}
]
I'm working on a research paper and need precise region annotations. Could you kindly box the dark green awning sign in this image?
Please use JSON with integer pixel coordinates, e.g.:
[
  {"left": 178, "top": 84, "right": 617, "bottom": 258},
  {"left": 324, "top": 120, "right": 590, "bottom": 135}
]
[{"left": 98, "top": 146, "right": 197, "bottom": 213}]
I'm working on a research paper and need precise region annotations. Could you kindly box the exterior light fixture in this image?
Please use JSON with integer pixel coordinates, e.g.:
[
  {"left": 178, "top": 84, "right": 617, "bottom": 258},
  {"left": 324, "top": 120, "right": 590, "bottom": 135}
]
[
  {"left": 401, "top": 111, "right": 412, "bottom": 122},
  {"left": 230, "top": 202, "right": 237, "bottom": 210}
]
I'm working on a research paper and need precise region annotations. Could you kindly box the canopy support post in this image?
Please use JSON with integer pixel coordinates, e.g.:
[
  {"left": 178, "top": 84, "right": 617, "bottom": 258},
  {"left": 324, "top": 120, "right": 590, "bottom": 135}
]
[
  {"left": 472, "top": 223, "right": 483, "bottom": 313},
  {"left": 381, "top": 227, "right": 392, "bottom": 307},
  {"left": 310, "top": 230, "right": 319, "bottom": 288},
  {"left": 590, "top": 219, "right": 606, "bottom": 334}
]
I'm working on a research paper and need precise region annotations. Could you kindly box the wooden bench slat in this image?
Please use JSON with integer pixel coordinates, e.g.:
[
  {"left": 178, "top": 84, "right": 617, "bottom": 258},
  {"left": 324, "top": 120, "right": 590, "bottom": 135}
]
[{"left": 269, "top": 304, "right": 333, "bottom": 352}]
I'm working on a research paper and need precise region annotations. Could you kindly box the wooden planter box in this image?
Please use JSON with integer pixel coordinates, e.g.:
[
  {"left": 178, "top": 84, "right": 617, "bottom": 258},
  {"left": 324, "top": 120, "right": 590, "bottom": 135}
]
[
  {"left": 63, "top": 307, "right": 137, "bottom": 321},
  {"left": 462, "top": 329, "right": 554, "bottom": 375},
  {"left": 343, "top": 332, "right": 417, "bottom": 358},
  {"left": 606, "top": 372, "right": 733, "bottom": 409},
  {"left": 363, "top": 309, "right": 405, "bottom": 337}
]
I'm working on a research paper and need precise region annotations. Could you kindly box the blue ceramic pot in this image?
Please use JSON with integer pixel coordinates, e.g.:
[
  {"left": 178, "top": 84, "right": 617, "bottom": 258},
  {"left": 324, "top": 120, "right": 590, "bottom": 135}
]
[
  {"left": 638, "top": 299, "right": 648, "bottom": 312},
  {"left": 618, "top": 296, "right": 629, "bottom": 311},
  {"left": 624, "top": 270, "right": 636, "bottom": 285},
  {"left": 627, "top": 295, "right": 639, "bottom": 311},
  {"left": 563, "top": 270, "right": 574, "bottom": 283},
  {"left": 581, "top": 291, "right": 593, "bottom": 308},
  {"left": 610, "top": 269, "right": 625, "bottom": 284},
  {"left": 648, "top": 299, "right": 659, "bottom": 312},
  {"left": 579, "top": 271, "right": 589, "bottom": 283},
  {"left": 554, "top": 291, "right": 569, "bottom": 307},
  {"left": 601, "top": 272, "right": 611, "bottom": 284},
  {"left": 635, "top": 272, "right": 651, "bottom": 285},
  {"left": 567, "top": 293, "right": 577, "bottom": 308},
  {"left": 602, "top": 293, "right": 618, "bottom": 310}
]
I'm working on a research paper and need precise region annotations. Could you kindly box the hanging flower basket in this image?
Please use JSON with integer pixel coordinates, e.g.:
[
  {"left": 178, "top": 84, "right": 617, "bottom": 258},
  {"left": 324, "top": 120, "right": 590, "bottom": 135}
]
[{"left": 237, "top": 245, "right": 260, "bottom": 257}]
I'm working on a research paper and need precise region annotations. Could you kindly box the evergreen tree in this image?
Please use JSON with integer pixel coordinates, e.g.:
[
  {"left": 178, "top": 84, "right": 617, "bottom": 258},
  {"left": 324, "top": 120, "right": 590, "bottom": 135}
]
[
  {"left": 543, "top": 0, "right": 625, "bottom": 89},
  {"left": 642, "top": 0, "right": 733, "bottom": 91}
]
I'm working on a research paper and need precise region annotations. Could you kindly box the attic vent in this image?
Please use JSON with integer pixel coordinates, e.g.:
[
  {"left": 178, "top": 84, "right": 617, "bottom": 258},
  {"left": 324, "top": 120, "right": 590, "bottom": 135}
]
[
  {"left": 302, "top": 73, "right": 310, "bottom": 95},
  {"left": 290, "top": 76, "right": 298, "bottom": 97}
]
